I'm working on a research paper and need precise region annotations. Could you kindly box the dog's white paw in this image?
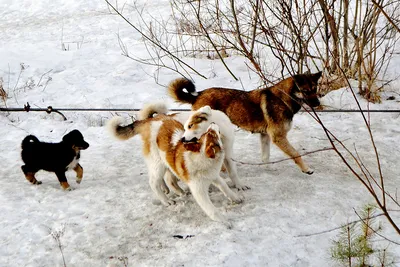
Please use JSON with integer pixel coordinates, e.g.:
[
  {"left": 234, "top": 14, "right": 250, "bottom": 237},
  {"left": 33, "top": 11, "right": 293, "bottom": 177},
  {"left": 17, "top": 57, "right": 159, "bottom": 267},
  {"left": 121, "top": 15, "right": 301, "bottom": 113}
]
[
  {"left": 235, "top": 183, "right": 250, "bottom": 191},
  {"left": 261, "top": 155, "right": 269, "bottom": 163},
  {"left": 303, "top": 168, "right": 314, "bottom": 175},
  {"left": 162, "top": 199, "right": 176, "bottom": 206},
  {"left": 161, "top": 184, "right": 170, "bottom": 195},
  {"left": 230, "top": 194, "right": 244, "bottom": 204}
]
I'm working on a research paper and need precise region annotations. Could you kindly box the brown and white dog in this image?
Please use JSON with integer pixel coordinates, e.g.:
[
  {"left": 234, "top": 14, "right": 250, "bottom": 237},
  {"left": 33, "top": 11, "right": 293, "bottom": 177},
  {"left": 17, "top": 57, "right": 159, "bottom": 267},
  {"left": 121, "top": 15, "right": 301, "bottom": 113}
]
[
  {"left": 140, "top": 102, "right": 249, "bottom": 192},
  {"left": 168, "top": 72, "right": 322, "bottom": 174},
  {"left": 107, "top": 111, "right": 243, "bottom": 225}
]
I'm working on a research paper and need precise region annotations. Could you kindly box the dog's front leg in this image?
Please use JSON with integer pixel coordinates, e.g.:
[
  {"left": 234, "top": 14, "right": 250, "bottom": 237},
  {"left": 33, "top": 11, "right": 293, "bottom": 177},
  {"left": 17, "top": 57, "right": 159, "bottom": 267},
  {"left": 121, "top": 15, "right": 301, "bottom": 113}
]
[
  {"left": 260, "top": 133, "right": 271, "bottom": 163},
  {"left": 188, "top": 179, "right": 230, "bottom": 227},
  {"left": 212, "top": 176, "right": 244, "bottom": 204},
  {"left": 73, "top": 164, "right": 83, "bottom": 184},
  {"left": 269, "top": 132, "right": 314, "bottom": 174},
  {"left": 55, "top": 171, "right": 71, "bottom": 191},
  {"left": 223, "top": 157, "right": 249, "bottom": 191}
]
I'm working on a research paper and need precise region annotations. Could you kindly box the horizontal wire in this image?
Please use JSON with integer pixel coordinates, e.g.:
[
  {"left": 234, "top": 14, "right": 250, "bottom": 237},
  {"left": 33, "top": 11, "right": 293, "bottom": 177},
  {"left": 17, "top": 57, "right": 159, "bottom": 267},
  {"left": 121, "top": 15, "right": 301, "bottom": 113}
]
[{"left": 1, "top": 107, "right": 400, "bottom": 113}]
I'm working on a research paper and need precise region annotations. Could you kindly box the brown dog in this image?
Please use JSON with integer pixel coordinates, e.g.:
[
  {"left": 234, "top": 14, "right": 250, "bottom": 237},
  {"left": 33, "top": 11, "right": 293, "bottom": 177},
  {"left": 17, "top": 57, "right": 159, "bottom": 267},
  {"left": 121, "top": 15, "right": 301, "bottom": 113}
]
[{"left": 168, "top": 72, "right": 322, "bottom": 174}]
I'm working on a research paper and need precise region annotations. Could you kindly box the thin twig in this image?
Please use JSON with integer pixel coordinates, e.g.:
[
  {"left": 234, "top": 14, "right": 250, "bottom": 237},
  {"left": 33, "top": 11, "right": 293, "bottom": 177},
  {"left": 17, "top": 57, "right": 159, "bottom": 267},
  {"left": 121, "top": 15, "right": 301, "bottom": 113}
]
[
  {"left": 37, "top": 69, "right": 53, "bottom": 86},
  {"left": 232, "top": 147, "right": 333, "bottom": 166},
  {"left": 296, "top": 212, "right": 387, "bottom": 238},
  {"left": 354, "top": 208, "right": 400, "bottom": 245},
  {"left": 104, "top": 0, "right": 207, "bottom": 79}
]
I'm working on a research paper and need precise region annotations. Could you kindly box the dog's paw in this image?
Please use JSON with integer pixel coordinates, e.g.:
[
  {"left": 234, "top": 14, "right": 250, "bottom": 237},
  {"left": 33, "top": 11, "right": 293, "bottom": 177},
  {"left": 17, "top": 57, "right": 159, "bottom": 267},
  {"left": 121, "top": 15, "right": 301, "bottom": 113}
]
[
  {"left": 303, "top": 168, "right": 314, "bottom": 175},
  {"left": 231, "top": 194, "right": 244, "bottom": 204},
  {"left": 235, "top": 183, "right": 250, "bottom": 191},
  {"left": 162, "top": 199, "right": 176, "bottom": 206},
  {"left": 261, "top": 155, "right": 270, "bottom": 163},
  {"left": 60, "top": 182, "right": 72, "bottom": 191}
]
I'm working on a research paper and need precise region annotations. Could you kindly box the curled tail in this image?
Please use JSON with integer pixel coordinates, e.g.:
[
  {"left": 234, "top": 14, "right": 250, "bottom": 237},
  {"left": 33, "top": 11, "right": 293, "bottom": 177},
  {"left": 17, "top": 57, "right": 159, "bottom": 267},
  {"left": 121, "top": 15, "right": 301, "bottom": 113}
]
[
  {"left": 139, "top": 102, "right": 168, "bottom": 120},
  {"left": 21, "top": 135, "right": 40, "bottom": 149},
  {"left": 168, "top": 78, "right": 198, "bottom": 105},
  {"left": 107, "top": 117, "right": 143, "bottom": 140}
]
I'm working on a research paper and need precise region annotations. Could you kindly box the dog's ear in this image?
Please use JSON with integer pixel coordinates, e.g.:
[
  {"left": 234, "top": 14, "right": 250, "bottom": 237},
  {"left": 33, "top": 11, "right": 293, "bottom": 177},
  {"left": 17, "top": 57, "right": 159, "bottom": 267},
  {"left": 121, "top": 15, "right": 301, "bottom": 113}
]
[
  {"left": 204, "top": 126, "right": 222, "bottom": 158},
  {"left": 205, "top": 142, "right": 221, "bottom": 159},
  {"left": 198, "top": 105, "right": 212, "bottom": 116},
  {"left": 63, "top": 130, "right": 82, "bottom": 143},
  {"left": 312, "top": 71, "right": 323, "bottom": 82},
  {"left": 183, "top": 142, "right": 201, "bottom": 152},
  {"left": 293, "top": 74, "right": 307, "bottom": 88},
  {"left": 205, "top": 144, "right": 216, "bottom": 158}
]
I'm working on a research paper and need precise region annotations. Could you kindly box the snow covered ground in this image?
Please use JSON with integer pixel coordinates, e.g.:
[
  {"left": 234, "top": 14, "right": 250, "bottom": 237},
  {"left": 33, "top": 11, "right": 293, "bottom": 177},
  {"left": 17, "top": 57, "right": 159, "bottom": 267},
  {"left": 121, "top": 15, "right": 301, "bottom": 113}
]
[{"left": 0, "top": 0, "right": 399, "bottom": 266}]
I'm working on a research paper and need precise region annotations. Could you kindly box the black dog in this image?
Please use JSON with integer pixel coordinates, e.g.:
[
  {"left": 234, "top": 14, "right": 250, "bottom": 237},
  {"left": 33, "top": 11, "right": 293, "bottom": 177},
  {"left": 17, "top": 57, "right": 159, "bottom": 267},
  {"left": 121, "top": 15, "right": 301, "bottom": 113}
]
[{"left": 21, "top": 129, "right": 89, "bottom": 190}]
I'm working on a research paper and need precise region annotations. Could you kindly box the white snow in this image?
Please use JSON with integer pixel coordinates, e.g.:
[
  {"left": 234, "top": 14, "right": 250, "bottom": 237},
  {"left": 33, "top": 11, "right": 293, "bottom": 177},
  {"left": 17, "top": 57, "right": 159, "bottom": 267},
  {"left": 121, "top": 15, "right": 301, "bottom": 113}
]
[{"left": 0, "top": 0, "right": 399, "bottom": 266}]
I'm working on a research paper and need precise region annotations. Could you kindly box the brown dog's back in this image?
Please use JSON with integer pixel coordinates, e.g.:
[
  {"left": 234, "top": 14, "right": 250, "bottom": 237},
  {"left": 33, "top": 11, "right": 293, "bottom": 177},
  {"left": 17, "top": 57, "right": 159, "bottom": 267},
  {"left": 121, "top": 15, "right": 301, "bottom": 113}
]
[{"left": 168, "top": 73, "right": 321, "bottom": 134}]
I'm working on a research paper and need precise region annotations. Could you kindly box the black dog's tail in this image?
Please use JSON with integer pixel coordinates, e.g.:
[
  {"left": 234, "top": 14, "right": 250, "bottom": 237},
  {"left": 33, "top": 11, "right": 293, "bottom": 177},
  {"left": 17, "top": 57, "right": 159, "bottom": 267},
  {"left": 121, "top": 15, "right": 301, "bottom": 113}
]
[
  {"left": 21, "top": 135, "right": 40, "bottom": 149},
  {"left": 168, "top": 78, "right": 198, "bottom": 105}
]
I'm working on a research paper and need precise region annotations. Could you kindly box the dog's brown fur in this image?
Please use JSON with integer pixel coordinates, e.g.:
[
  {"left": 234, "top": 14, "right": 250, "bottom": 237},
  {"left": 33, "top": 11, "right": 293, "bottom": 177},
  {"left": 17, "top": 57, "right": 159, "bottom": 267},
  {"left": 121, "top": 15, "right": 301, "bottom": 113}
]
[{"left": 168, "top": 72, "right": 322, "bottom": 174}]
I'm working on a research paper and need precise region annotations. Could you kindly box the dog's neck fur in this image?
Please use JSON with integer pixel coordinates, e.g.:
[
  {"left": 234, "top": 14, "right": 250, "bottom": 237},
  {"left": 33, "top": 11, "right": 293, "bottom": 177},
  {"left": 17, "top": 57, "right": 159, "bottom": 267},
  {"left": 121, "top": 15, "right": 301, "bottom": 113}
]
[{"left": 263, "top": 77, "right": 302, "bottom": 116}]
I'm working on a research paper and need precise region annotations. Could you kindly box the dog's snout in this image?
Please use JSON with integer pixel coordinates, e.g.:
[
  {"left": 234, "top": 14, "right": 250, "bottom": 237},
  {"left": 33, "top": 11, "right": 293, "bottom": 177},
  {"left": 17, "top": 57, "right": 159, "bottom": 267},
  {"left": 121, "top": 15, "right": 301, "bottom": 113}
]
[
  {"left": 78, "top": 141, "right": 89, "bottom": 150},
  {"left": 307, "top": 98, "right": 320, "bottom": 107},
  {"left": 83, "top": 141, "right": 89, "bottom": 149}
]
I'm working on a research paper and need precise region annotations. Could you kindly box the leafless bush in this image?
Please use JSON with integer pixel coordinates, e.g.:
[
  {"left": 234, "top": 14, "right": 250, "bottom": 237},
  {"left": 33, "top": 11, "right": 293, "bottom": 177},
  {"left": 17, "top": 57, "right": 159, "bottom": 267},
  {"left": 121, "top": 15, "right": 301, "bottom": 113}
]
[
  {"left": 107, "top": 0, "right": 399, "bottom": 100},
  {"left": 0, "top": 77, "right": 7, "bottom": 106},
  {"left": 107, "top": 0, "right": 400, "bottom": 236}
]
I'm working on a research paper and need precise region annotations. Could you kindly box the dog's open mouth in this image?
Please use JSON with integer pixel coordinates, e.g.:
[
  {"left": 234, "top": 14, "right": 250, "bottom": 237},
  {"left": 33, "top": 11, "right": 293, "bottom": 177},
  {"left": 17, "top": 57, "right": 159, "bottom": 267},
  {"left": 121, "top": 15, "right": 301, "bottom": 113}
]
[{"left": 181, "top": 137, "right": 198, "bottom": 143}]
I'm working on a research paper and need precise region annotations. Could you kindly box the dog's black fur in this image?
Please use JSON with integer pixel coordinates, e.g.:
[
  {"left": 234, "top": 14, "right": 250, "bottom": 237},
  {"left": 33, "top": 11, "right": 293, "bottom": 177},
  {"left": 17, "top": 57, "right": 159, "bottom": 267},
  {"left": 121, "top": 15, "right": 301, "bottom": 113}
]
[{"left": 21, "top": 129, "right": 89, "bottom": 190}]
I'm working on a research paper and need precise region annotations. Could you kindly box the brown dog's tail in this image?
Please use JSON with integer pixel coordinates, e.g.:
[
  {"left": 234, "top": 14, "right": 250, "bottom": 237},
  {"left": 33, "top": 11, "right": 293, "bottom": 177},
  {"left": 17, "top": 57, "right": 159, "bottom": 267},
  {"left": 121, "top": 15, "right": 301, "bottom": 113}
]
[
  {"left": 106, "top": 117, "right": 143, "bottom": 140},
  {"left": 168, "top": 78, "right": 198, "bottom": 105},
  {"left": 21, "top": 135, "right": 40, "bottom": 149}
]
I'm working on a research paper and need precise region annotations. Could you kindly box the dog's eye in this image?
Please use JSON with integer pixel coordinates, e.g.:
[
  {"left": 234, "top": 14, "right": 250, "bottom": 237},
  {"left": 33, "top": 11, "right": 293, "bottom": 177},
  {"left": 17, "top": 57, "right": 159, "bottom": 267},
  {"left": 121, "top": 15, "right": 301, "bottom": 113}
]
[{"left": 195, "top": 117, "right": 202, "bottom": 123}]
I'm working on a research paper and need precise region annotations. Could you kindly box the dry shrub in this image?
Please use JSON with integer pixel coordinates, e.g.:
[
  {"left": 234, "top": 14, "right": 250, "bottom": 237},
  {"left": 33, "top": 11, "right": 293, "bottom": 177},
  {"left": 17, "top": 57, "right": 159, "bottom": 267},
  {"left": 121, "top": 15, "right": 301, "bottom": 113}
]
[
  {"left": 318, "top": 74, "right": 348, "bottom": 97},
  {"left": 0, "top": 77, "right": 7, "bottom": 104}
]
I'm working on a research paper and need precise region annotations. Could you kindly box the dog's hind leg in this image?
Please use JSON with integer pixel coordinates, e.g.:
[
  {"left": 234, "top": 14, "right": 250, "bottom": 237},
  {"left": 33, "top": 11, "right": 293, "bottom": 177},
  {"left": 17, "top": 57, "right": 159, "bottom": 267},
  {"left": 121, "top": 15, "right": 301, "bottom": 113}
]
[
  {"left": 268, "top": 130, "right": 314, "bottom": 174},
  {"left": 212, "top": 176, "right": 244, "bottom": 204},
  {"left": 188, "top": 179, "right": 229, "bottom": 226},
  {"left": 21, "top": 165, "right": 42, "bottom": 185},
  {"left": 148, "top": 165, "right": 175, "bottom": 206},
  {"left": 260, "top": 133, "right": 271, "bottom": 163},
  {"left": 223, "top": 156, "right": 249, "bottom": 191},
  {"left": 73, "top": 163, "right": 83, "bottom": 184},
  {"left": 55, "top": 171, "right": 71, "bottom": 191},
  {"left": 164, "top": 170, "right": 185, "bottom": 196}
]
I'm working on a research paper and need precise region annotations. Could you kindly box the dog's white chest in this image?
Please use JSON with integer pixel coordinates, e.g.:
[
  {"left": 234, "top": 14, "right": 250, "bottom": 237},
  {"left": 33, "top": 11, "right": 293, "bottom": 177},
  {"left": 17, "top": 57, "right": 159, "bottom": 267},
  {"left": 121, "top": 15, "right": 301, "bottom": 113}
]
[{"left": 67, "top": 155, "right": 79, "bottom": 170}]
